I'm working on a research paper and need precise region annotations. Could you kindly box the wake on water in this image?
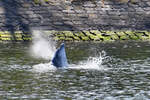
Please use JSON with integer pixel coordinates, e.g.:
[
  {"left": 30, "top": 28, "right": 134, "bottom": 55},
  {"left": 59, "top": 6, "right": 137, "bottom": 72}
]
[
  {"left": 31, "top": 30, "right": 109, "bottom": 73},
  {"left": 32, "top": 53, "right": 107, "bottom": 73}
]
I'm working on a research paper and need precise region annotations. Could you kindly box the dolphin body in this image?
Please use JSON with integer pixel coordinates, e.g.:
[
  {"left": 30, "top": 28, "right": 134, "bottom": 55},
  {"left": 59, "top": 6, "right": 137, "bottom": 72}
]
[{"left": 52, "top": 43, "right": 68, "bottom": 68}]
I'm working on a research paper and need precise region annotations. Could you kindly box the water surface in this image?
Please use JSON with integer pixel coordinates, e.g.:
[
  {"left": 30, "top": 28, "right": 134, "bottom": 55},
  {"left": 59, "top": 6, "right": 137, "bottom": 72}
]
[{"left": 0, "top": 41, "right": 150, "bottom": 100}]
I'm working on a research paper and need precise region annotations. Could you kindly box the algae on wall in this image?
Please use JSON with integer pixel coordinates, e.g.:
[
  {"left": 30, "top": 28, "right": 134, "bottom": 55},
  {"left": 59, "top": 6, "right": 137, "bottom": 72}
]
[{"left": 0, "top": 30, "right": 150, "bottom": 42}]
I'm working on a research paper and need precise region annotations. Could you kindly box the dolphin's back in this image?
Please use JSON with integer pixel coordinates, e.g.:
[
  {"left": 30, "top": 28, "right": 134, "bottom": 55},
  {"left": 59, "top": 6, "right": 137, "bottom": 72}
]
[{"left": 52, "top": 43, "right": 68, "bottom": 68}]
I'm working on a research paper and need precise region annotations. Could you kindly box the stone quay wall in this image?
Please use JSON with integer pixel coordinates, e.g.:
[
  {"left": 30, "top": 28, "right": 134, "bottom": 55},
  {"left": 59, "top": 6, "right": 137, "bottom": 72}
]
[{"left": 0, "top": 0, "right": 150, "bottom": 41}]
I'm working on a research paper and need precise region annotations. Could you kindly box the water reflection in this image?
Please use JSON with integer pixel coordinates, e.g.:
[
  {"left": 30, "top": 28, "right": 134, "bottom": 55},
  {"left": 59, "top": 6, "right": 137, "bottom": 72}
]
[{"left": 0, "top": 42, "right": 150, "bottom": 99}]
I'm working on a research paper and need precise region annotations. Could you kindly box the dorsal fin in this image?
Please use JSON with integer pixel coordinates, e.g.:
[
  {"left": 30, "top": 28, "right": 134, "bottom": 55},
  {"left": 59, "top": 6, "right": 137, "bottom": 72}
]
[{"left": 52, "top": 43, "right": 68, "bottom": 68}]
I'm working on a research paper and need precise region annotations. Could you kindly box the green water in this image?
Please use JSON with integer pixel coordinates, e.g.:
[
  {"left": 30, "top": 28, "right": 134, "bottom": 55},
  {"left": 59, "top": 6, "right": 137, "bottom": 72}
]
[{"left": 0, "top": 42, "right": 150, "bottom": 100}]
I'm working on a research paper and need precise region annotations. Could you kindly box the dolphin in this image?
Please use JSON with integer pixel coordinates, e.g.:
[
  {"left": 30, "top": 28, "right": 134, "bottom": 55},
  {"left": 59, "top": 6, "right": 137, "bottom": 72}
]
[{"left": 52, "top": 43, "right": 68, "bottom": 68}]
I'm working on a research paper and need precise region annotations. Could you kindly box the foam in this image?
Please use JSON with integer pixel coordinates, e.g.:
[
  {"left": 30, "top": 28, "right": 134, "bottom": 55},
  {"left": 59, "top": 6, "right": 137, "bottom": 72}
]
[
  {"left": 69, "top": 51, "right": 108, "bottom": 70},
  {"left": 32, "top": 51, "right": 109, "bottom": 73},
  {"left": 32, "top": 62, "right": 57, "bottom": 73}
]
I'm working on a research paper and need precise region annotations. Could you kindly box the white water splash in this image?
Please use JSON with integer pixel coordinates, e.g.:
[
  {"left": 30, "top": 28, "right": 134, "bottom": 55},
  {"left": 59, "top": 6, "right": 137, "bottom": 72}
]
[
  {"left": 70, "top": 51, "right": 108, "bottom": 70},
  {"left": 32, "top": 62, "right": 57, "bottom": 73},
  {"left": 30, "top": 30, "right": 56, "bottom": 60},
  {"left": 29, "top": 31, "right": 109, "bottom": 72},
  {"left": 32, "top": 51, "right": 109, "bottom": 73}
]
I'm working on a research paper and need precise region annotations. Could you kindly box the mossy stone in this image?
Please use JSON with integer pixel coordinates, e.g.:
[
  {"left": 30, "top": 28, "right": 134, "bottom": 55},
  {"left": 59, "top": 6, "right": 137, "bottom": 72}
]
[
  {"left": 143, "top": 31, "right": 150, "bottom": 36},
  {"left": 129, "top": 35, "right": 139, "bottom": 40},
  {"left": 119, "top": 35, "right": 130, "bottom": 40},
  {"left": 15, "top": 37, "right": 23, "bottom": 40},
  {"left": 1, "top": 34, "right": 12, "bottom": 38},
  {"left": 0, "top": 31, "right": 4, "bottom": 34},
  {"left": 117, "top": 31, "right": 126, "bottom": 36},
  {"left": 81, "top": 36, "right": 89, "bottom": 41},
  {"left": 65, "top": 38, "right": 73, "bottom": 41},
  {"left": 74, "top": 32, "right": 86, "bottom": 37},
  {"left": 140, "top": 36, "right": 150, "bottom": 40},
  {"left": 96, "top": 34, "right": 104, "bottom": 39},
  {"left": 73, "top": 36, "right": 80, "bottom": 40},
  {"left": 1, "top": 30, "right": 150, "bottom": 41},
  {"left": 63, "top": 31, "right": 74, "bottom": 37},
  {"left": 1, "top": 37, "right": 11, "bottom": 40},
  {"left": 105, "top": 31, "right": 115, "bottom": 35},
  {"left": 84, "top": 31, "right": 98, "bottom": 40},
  {"left": 116, "top": 31, "right": 129, "bottom": 40},
  {"left": 34, "top": 0, "right": 40, "bottom": 4},
  {"left": 14, "top": 33, "right": 22, "bottom": 38},
  {"left": 104, "top": 31, "right": 118, "bottom": 40},
  {"left": 58, "top": 37, "right": 65, "bottom": 40},
  {"left": 90, "top": 30, "right": 102, "bottom": 34},
  {"left": 23, "top": 37, "right": 32, "bottom": 40},
  {"left": 103, "top": 36, "right": 112, "bottom": 41},
  {"left": 54, "top": 37, "right": 59, "bottom": 41},
  {"left": 90, "top": 35, "right": 99, "bottom": 40},
  {"left": 44, "top": 30, "right": 56, "bottom": 36},
  {"left": 56, "top": 33, "right": 64, "bottom": 37},
  {"left": 111, "top": 34, "right": 119, "bottom": 40},
  {"left": 125, "top": 31, "right": 134, "bottom": 35},
  {"left": 44, "top": 0, "right": 49, "bottom": 3},
  {"left": 135, "top": 32, "right": 145, "bottom": 39}
]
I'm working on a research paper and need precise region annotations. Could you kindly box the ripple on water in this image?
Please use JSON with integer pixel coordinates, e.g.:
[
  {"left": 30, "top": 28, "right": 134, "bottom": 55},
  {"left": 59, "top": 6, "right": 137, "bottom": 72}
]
[{"left": 1, "top": 42, "right": 150, "bottom": 99}]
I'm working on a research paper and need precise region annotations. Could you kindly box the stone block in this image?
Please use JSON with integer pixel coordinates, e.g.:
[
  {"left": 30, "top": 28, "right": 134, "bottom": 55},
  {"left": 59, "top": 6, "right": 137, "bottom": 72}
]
[
  {"left": 84, "top": 8, "right": 95, "bottom": 11},
  {"left": 65, "top": 37, "right": 73, "bottom": 41},
  {"left": 53, "top": 22, "right": 64, "bottom": 25},
  {"left": 128, "top": 3, "right": 139, "bottom": 7},
  {"left": 77, "top": 14, "right": 88, "bottom": 17},
  {"left": 88, "top": 14, "right": 98, "bottom": 19},
  {"left": 83, "top": 31, "right": 99, "bottom": 40},
  {"left": 72, "top": 21, "right": 83, "bottom": 25},
  {"left": 74, "top": 10, "right": 85, "bottom": 14},
  {"left": 22, "top": 3, "right": 31, "bottom": 8},
  {"left": 29, "top": 14, "right": 38, "bottom": 18},
  {"left": 64, "top": 21, "right": 74, "bottom": 25},
  {"left": 142, "top": 0, "right": 149, "bottom": 1},
  {"left": 62, "top": 17, "right": 72, "bottom": 21},
  {"left": 127, "top": 8, "right": 135, "bottom": 12},
  {"left": 73, "top": 36, "right": 80, "bottom": 40},
  {"left": 135, "top": 7, "right": 144, "bottom": 12},
  {"left": 66, "top": 13, "right": 77, "bottom": 17},
  {"left": 103, "top": 1, "right": 114, "bottom": 5},
  {"left": 62, "top": 10, "right": 75, "bottom": 13},
  {"left": 107, "top": 11, "right": 121, "bottom": 15},
  {"left": 86, "top": 10, "right": 97, "bottom": 14},
  {"left": 143, "top": 7, "right": 150, "bottom": 11},
  {"left": 52, "top": 13, "right": 64, "bottom": 17},
  {"left": 146, "top": 1, "right": 150, "bottom": 6},
  {"left": 83, "top": 3, "right": 96, "bottom": 7},
  {"left": 63, "top": 31, "right": 74, "bottom": 37},
  {"left": 26, "top": 11, "right": 34, "bottom": 15}
]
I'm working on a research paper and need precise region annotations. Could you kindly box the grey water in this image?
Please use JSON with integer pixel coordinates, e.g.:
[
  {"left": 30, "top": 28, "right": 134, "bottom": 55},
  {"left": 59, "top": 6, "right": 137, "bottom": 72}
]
[{"left": 0, "top": 41, "right": 150, "bottom": 100}]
